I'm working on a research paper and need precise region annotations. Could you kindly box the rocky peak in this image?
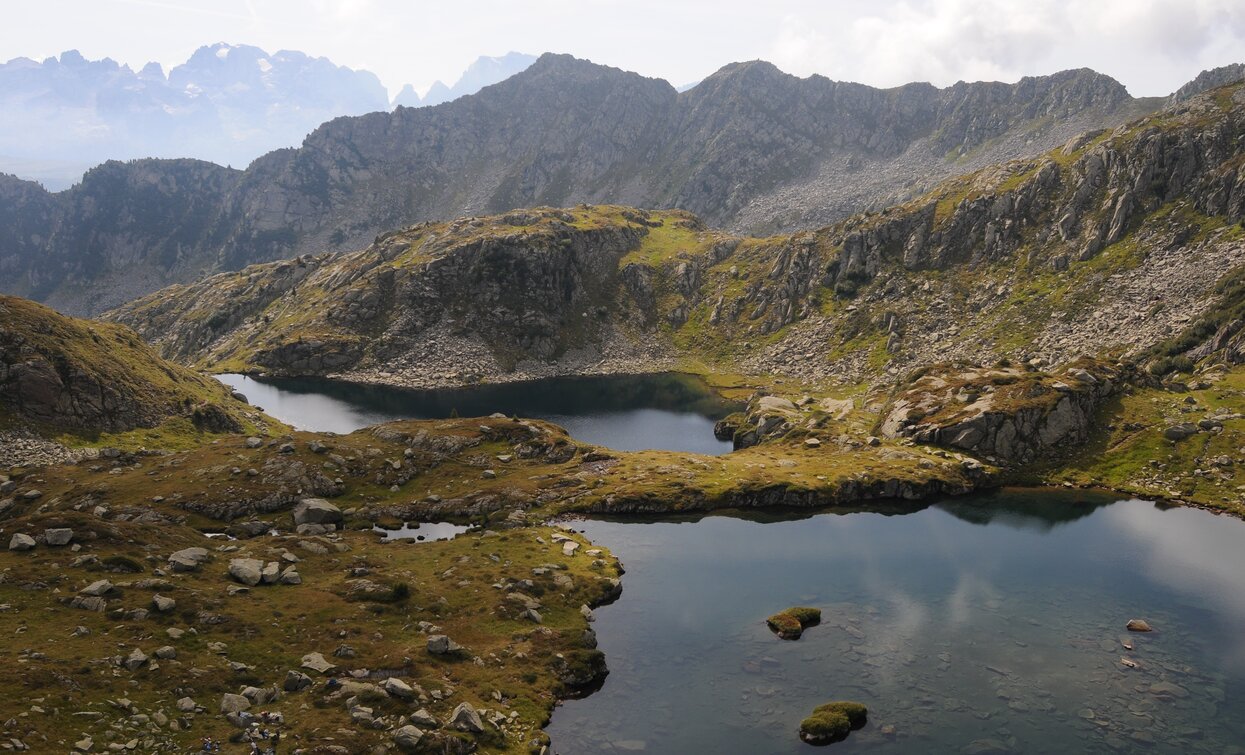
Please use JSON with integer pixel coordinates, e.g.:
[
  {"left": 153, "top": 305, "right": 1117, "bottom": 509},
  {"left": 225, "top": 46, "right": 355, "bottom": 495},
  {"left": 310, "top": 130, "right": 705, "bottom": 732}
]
[{"left": 1168, "top": 63, "right": 1245, "bottom": 104}]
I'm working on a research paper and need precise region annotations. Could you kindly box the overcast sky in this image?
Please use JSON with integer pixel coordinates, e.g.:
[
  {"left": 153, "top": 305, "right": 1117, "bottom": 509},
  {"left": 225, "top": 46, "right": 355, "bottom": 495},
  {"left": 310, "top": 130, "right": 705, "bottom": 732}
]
[{"left": 4, "top": 0, "right": 1245, "bottom": 97}]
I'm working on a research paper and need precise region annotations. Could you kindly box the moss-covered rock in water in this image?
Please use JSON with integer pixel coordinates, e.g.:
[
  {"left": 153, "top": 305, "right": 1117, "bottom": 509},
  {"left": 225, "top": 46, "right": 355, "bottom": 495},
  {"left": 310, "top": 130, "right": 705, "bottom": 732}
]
[
  {"left": 767, "top": 606, "right": 822, "bottom": 640},
  {"left": 799, "top": 701, "right": 868, "bottom": 745},
  {"left": 553, "top": 648, "right": 608, "bottom": 696}
]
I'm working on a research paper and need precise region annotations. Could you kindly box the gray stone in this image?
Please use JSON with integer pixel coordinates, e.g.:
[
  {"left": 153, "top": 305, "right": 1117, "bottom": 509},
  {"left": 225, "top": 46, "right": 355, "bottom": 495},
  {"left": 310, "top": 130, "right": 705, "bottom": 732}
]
[
  {"left": 449, "top": 702, "right": 484, "bottom": 733},
  {"left": 291, "top": 498, "right": 342, "bottom": 527},
  {"left": 1164, "top": 423, "right": 1199, "bottom": 441},
  {"left": 70, "top": 595, "right": 106, "bottom": 611},
  {"left": 426, "top": 634, "right": 463, "bottom": 655},
  {"left": 228, "top": 558, "right": 264, "bottom": 586},
  {"left": 393, "top": 725, "right": 424, "bottom": 752},
  {"left": 43, "top": 528, "right": 73, "bottom": 546},
  {"left": 382, "top": 677, "right": 416, "bottom": 701},
  {"left": 122, "top": 648, "right": 148, "bottom": 671},
  {"left": 80, "top": 580, "right": 113, "bottom": 597},
  {"left": 176, "top": 697, "right": 196, "bottom": 713},
  {"left": 219, "top": 693, "right": 250, "bottom": 714},
  {"left": 260, "top": 561, "right": 280, "bottom": 584},
  {"left": 410, "top": 709, "right": 439, "bottom": 728},
  {"left": 152, "top": 594, "right": 176, "bottom": 612},
  {"left": 8, "top": 533, "right": 35, "bottom": 551},
  {"left": 283, "top": 670, "right": 312, "bottom": 691},
  {"left": 300, "top": 652, "right": 336, "bottom": 674},
  {"left": 154, "top": 646, "right": 177, "bottom": 660},
  {"left": 168, "top": 547, "right": 209, "bottom": 572}
]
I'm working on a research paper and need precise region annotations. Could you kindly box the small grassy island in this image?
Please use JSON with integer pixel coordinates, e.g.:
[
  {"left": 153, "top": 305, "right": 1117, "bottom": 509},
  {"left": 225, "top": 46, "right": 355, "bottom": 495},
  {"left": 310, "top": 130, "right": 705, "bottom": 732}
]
[
  {"left": 766, "top": 606, "right": 822, "bottom": 640},
  {"left": 799, "top": 701, "right": 869, "bottom": 745}
]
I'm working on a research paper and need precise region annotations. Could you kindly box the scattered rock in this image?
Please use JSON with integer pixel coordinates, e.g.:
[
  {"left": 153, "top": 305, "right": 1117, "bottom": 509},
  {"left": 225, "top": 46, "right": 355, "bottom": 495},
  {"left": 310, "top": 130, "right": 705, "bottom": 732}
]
[
  {"left": 292, "top": 498, "right": 343, "bottom": 527},
  {"left": 427, "top": 634, "right": 463, "bottom": 656},
  {"left": 228, "top": 558, "right": 264, "bottom": 586},
  {"left": 79, "top": 580, "right": 113, "bottom": 597},
  {"left": 393, "top": 725, "right": 424, "bottom": 752},
  {"left": 1126, "top": 619, "right": 1153, "bottom": 632},
  {"left": 449, "top": 702, "right": 484, "bottom": 733},
  {"left": 300, "top": 652, "right": 336, "bottom": 674},
  {"left": 43, "top": 528, "right": 73, "bottom": 546},
  {"left": 382, "top": 677, "right": 416, "bottom": 701},
  {"left": 168, "top": 547, "right": 210, "bottom": 572},
  {"left": 8, "top": 533, "right": 35, "bottom": 551}
]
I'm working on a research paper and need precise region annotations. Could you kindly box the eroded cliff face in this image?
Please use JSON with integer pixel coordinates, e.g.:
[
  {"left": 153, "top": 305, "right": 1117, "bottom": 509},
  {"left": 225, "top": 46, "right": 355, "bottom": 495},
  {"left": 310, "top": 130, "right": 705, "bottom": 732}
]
[{"left": 1, "top": 54, "right": 1166, "bottom": 315}]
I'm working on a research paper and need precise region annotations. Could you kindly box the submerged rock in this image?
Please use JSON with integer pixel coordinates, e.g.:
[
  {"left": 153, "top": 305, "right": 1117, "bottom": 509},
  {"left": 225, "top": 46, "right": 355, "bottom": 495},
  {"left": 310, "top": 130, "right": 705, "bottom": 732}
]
[{"left": 1125, "top": 619, "right": 1153, "bottom": 632}]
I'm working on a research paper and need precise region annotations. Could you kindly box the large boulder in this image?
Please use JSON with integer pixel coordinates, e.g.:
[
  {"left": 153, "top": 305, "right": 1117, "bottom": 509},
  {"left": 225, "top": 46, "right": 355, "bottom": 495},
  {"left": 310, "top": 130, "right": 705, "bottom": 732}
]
[
  {"left": 168, "top": 547, "right": 210, "bottom": 572},
  {"left": 382, "top": 677, "right": 417, "bottom": 701},
  {"left": 449, "top": 703, "right": 484, "bottom": 733},
  {"left": 43, "top": 528, "right": 73, "bottom": 546},
  {"left": 8, "top": 533, "right": 35, "bottom": 551},
  {"left": 79, "top": 579, "right": 113, "bottom": 597},
  {"left": 292, "top": 498, "right": 342, "bottom": 527},
  {"left": 219, "top": 693, "right": 250, "bottom": 714},
  {"left": 393, "top": 725, "right": 424, "bottom": 752},
  {"left": 228, "top": 558, "right": 264, "bottom": 586},
  {"left": 426, "top": 634, "right": 463, "bottom": 656}
]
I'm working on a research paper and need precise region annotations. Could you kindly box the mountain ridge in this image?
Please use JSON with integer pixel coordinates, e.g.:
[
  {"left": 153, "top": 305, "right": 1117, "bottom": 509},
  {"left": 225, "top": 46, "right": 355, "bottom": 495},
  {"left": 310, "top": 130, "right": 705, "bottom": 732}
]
[
  {"left": 106, "top": 81, "right": 1245, "bottom": 396},
  {"left": 2, "top": 54, "right": 1240, "bottom": 315}
]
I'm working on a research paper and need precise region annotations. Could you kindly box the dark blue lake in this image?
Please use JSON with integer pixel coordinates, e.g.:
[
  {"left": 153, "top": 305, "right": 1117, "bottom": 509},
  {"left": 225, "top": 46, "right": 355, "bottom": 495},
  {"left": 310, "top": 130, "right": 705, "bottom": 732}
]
[{"left": 217, "top": 372, "right": 737, "bottom": 455}]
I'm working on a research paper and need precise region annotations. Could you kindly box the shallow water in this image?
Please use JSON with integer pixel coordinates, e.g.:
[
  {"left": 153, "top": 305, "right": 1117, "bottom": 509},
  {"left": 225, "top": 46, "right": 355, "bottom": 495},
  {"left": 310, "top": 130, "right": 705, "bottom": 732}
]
[
  {"left": 375, "top": 521, "right": 472, "bottom": 542},
  {"left": 216, "top": 372, "right": 737, "bottom": 454},
  {"left": 546, "top": 491, "right": 1245, "bottom": 754}
]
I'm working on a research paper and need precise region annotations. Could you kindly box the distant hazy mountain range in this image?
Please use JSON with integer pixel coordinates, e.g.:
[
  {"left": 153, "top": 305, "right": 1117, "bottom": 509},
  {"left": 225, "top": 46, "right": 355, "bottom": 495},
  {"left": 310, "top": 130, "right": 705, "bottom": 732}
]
[
  {"left": 0, "top": 45, "right": 536, "bottom": 189},
  {"left": 392, "top": 52, "right": 538, "bottom": 109}
]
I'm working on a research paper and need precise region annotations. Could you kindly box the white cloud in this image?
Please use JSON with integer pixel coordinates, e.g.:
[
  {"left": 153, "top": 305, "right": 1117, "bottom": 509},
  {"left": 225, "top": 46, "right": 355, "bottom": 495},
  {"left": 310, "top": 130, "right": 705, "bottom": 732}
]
[{"left": 767, "top": 0, "right": 1245, "bottom": 94}]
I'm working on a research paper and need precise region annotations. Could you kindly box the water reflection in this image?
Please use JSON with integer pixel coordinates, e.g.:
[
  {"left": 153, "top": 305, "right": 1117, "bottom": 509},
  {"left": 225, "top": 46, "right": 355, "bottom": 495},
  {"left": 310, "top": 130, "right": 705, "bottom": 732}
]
[
  {"left": 375, "top": 521, "right": 472, "bottom": 542},
  {"left": 216, "top": 372, "right": 738, "bottom": 454},
  {"left": 547, "top": 496, "right": 1245, "bottom": 754}
]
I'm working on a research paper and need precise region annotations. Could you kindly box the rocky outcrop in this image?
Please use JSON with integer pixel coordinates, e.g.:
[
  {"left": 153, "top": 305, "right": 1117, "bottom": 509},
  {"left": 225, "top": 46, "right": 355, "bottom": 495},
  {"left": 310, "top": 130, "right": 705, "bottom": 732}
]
[
  {"left": 1, "top": 54, "right": 1167, "bottom": 315},
  {"left": 0, "top": 294, "right": 253, "bottom": 435},
  {"left": 880, "top": 361, "right": 1130, "bottom": 464}
]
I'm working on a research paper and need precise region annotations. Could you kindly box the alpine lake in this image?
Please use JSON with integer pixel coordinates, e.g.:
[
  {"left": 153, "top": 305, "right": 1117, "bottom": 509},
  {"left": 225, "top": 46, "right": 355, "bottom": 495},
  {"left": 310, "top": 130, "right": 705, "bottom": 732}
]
[{"left": 217, "top": 372, "right": 1245, "bottom": 754}]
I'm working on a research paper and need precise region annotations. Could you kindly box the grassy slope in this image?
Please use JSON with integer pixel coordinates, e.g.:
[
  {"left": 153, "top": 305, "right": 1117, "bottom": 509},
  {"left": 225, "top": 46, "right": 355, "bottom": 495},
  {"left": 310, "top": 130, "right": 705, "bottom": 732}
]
[{"left": 0, "top": 295, "right": 282, "bottom": 447}]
